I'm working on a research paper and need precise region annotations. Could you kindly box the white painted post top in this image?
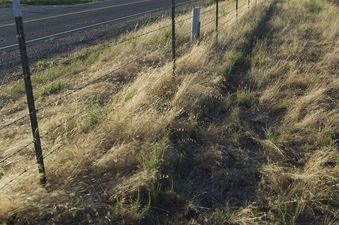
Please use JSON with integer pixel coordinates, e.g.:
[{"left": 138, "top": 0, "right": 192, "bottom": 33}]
[{"left": 13, "top": 0, "right": 22, "bottom": 17}]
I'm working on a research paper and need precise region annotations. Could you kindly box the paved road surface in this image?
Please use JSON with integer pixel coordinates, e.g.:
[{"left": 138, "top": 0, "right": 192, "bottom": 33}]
[{"left": 0, "top": 0, "right": 190, "bottom": 83}]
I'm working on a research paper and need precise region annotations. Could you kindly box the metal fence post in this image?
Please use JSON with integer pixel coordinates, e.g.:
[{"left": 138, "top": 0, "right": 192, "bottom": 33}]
[
  {"left": 12, "top": 0, "right": 47, "bottom": 185},
  {"left": 171, "top": 0, "right": 176, "bottom": 75},
  {"left": 192, "top": 7, "right": 200, "bottom": 42},
  {"left": 236, "top": 0, "right": 239, "bottom": 19},
  {"left": 216, "top": 0, "right": 219, "bottom": 41}
]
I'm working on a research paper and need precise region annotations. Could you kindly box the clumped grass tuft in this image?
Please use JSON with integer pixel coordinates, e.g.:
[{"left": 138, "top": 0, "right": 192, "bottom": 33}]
[
  {"left": 263, "top": 127, "right": 276, "bottom": 142},
  {"left": 304, "top": 0, "right": 324, "bottom": 13},
  {"left": 274, "top": 200, "right": 305, "bottom": 225},
  {"left": 224, "top": 51, "right": 245, "bottom": 72},
  {"left": 138, "top": 136, "right": 169, "bottom": 173},
  {"left": 209, "top": 208, "right": 230, "bottom": 225},
  {"left": 154, "top": 28, "right": 172, "bottom": 46},
  {"left": 114, "top": 191, "right": 151, "bottom": 221},
  {"left": 236, "top": 89, "right": 254, "bottom": 107},
  {"left": 3, "top": 81, "right": 25, "bottom": 96},
  {"left": 40, "top": 81, "right": 64, "bottom": 97},
  {"left": 80, "top": 108, "right": 104, "bottom": 133}
]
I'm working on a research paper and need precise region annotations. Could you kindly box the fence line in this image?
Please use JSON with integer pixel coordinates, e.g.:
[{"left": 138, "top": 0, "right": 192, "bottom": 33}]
[
  {"left": 0, "top": 2, "right": 198, "bottom": 122},
  {"left": 0, "top": 142, "right": 32, "bottom": 164},
  {"left": 0, "top": 0, "right": 158, "bottom": 28},
  {"left": 0, "top": 20, "right": 185, "bottom": 131},
  {"left": 0, "top": 52, "right": 154, "bottom": 165},
  {"left": 0, "top": 114, "right": 28, "bottom": 130},
  {"left": 0, "top": 169, "right": 27, "bottom": 191},
  {"left": 0, "top": 0, "right": 255, "bottom": 144},
  {"left": 0, "top": 0, "right": 198, "bottom": 52},
  {"left": 0, "top": 0, "right": 269, "bottom": 189},
  {"left": 0, "top": 7, "right": 167, "bottom": 51}
]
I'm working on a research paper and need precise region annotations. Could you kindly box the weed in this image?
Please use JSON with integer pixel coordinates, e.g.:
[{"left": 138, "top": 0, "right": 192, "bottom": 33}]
[
  {"left": 79, "top": 35, "right": 85, "bottom": 42},
  {"left": 236, "top": 89, "right": 253, "bottom": 108},
  {"left": 307, "top": 128, "right": 335, "bottom": 148},
  {"left": 115, "top": 190, "right": 151, "bottom": 221},
  {"left": 35, "top": 61, "right": 46, "bottom": 70},
  {"left": 224, "top": 51, "right": 245, "bottom": 72},
  {"left": 280, "top": 99, "right": 290, "bottom": 108},
  {"left": 81, "top": 108, "right": 104, "bottom": 133},
  {"left": 263, "top": 127, "right": 276, "bottom": 142},
  {"left": 225, "top": 92, "right": 233, "bottom": 108},
  {"left": 129, "top": 191, "right": 151, "bottom": 220},
  {"left": 139, "top": 136, "right": 169, "bottom": 173},
  {"left": 209, "top": 208, "right": 230, "bottom": 225},
  {"left": 203, "top": 0, "right": 215, "bottom": 6},
  {"left": 32, "top": 61, "right": 81, "bottom": 85},
  {"left": 40, "top": 81, "right": 64, "bottom": 97},
  {"left": 221, "top": 8, "right": 228, "bottom": 17},
  {"left": 157, "top": 28, "right": 172, "bottom": 46},
  {"left": 304, "top": 0, "right": 324, "bottom": 13},
  {"left": 83, "top": 52, "right": 101, "bottom": 65},
  {"left": 275, "top": 200, "right": 305, "bottom": 225},
  {"left": 5, "top": 82, "right": 25, "bottom": 96}
]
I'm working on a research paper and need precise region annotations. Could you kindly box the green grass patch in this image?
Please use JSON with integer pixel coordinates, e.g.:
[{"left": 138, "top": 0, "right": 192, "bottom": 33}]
[
  {"left": 40, "top": 81, "right": 64, "bottom": 97},
  {"left": 0, "top": 32, "right": 133, "bottom": 107},
  {"left": 224, "top": 50, "right": 247, "bottom": 72},
  {"left": 114, "top": 191, "right": 151, "bottom": 221},
  {"left": 209, "top": 209, "right": 230, "bottom": 225},
  {"left": 151, "top": 27, "right": 171, "bottom": 46},
  {"left": 80, "top": 108, "right": 104, "bottom": 133},
  {"left": 274, "top": 200, "right": 305, "bottom": 225},
  {"left": 236, "top": 89, "right": 254, "bottom": 108},
  {"left": 138, "top": 136, "right": 169, "bottom": 173},
  {"left": 1, "top": 47, "right": 103, "bottom": 98},
  {"left": 263, "top": 127, "right": 277, "bottom": 142},
  {"left": 0, "top": 80, "right": 25, "bottom": 97}
]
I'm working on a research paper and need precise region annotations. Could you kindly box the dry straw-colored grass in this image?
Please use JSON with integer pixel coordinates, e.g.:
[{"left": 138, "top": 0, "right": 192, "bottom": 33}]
[{"left": 0, "top": 0, "right": 338, "bottom": 224}]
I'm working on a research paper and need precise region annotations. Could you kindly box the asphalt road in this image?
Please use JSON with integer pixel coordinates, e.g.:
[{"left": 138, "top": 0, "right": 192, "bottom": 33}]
[{"left": 0, "top": 0, "right": 190, "bottom": 83}]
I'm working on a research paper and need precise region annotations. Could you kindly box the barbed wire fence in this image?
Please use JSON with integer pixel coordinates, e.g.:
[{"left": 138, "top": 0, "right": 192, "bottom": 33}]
[{"left": 0, "top": 0, "right": 269, "bottom": 191}]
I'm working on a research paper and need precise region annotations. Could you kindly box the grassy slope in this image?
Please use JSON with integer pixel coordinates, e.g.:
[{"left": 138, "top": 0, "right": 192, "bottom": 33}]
[
  {"left": 0, "top": 0, "right": 338, "bottom": 224},
  {"left": 0, "top": 0, "right": 94, "bottom": 6}
]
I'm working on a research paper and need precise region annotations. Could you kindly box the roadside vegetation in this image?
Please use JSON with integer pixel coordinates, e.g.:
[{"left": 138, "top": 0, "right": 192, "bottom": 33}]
[{"left": 0, "top": 0, "right": 338, "bottom": 224}]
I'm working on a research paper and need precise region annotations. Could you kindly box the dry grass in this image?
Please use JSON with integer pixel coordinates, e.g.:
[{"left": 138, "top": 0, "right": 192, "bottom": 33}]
[{"left": 0, "top": 0, "right": 338, "bottom": 224}]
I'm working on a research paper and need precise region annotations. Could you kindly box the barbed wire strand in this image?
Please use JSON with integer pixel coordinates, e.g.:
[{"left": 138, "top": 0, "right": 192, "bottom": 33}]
[
  {"left": 0, "top": 169, "right": 28, "bottom": 191},
  {"left": 0, "top": 0, "right": 265, "bottom": 191},
  {"left": 0, "top": 0, "right": 258, "bottom": 135},
  {"left": 0, "top": 114, "right": 28, "bottom": 130},
  {"left": 0, "top": 31, "right": 203, "bottom": 190},
  {"left": 0, "top": 55, "right": 141, "bottom": 163},
  {"left": 0, "top": 142, "right": 32, "bottom": 164},
  {"left": 0, "top": 1, "right": 198, "bottom": 52},
  {"left": 0, "top": 0, "right": 243, "bottom": 130},
  {"left": 0, "top": 22, "right": 180, "bottom": 129}
]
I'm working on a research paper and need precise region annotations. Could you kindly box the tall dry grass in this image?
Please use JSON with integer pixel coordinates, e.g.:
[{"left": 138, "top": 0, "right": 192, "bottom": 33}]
[
  {"left": 0, "top": 0, "right": 337, "bottom": 224},
  {"left": 0, "top": 0, "right": 266, "bottom": 224}
]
